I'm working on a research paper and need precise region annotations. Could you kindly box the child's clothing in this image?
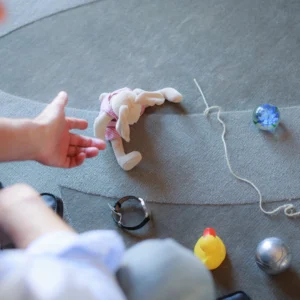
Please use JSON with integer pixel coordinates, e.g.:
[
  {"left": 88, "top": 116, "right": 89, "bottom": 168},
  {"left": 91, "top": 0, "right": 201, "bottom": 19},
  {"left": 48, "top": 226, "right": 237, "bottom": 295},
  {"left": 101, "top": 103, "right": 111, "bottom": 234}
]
[
  {"left": 0, "top": 230, "right": 126, "bottom": 300},
  {"left": 0, "top": 231, "right": 215, "bottom": 300}
]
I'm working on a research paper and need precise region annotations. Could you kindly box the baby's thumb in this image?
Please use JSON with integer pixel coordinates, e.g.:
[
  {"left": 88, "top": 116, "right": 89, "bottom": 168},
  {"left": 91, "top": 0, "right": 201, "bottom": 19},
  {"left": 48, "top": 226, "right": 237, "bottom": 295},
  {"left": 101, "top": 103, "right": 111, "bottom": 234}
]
[
  {"left": 47, "top": 91, "right": 68, "bottom": 116},
  {"left": 52, "top": 91, "right": 68, "bottom": 108},
  {"left": 35, "top": 92, "right": 68, "bottom": 122},
  {"left": 42, "top": 91, "right": 68, "bottom": 120}
]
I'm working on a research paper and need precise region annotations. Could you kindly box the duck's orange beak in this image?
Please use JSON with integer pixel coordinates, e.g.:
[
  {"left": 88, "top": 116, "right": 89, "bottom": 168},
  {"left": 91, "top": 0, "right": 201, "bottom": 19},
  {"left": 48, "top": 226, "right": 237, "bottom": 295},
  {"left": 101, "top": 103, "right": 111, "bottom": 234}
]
[
  {"left": 0, "top": 2, "right": 6, "bottom": 23},
  {"left": 203, "top": 227, "right": 216, "bottom": 237}
]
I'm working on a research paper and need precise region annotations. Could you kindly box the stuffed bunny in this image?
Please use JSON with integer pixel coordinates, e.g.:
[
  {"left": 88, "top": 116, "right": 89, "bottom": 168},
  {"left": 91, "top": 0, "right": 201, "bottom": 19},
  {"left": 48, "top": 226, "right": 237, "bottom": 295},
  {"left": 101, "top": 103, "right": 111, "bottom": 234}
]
[{"left": 94, "top": 87, "right": 182, "bottom": 171}]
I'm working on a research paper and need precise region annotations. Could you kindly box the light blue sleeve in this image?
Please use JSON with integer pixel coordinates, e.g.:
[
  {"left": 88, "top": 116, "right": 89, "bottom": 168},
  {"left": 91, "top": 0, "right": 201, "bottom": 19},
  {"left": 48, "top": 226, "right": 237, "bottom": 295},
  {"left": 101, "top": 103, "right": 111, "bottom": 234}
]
[{"left": 0, "top": 230, "right": 126, "bottom": 300}]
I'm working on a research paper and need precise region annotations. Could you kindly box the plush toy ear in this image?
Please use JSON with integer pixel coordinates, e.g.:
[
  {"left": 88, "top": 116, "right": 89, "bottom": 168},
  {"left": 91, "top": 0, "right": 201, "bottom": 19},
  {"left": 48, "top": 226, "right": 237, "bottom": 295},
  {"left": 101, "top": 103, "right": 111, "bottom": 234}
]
[
  {"left": 133, "top": 88, "right": 145, "bottom": 96},
  {"left": 135, "top": 91, "right": 165, "bottom": 106},
  {"left": 99, "top": 93, "right": 108, "bottom": 103},
  {"left": 158, "top": 88, "right": 182, "bottom": 103},
  {"left": 116, "top": 105, "right": 130, "bottom": 142}
]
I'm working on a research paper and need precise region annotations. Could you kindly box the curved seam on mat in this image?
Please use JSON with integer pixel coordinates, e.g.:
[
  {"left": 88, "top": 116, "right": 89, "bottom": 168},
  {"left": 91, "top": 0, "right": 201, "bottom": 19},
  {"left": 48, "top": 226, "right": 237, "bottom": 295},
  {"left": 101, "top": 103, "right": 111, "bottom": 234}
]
[
  {"left": 0, "top": 0, "right": 102, "bottom": 39},
  {"left": 1, "top": 89, "right": 300, "bottom": 116},
  {"left": 1, "top": 3, "right": 300, "bottom": 114},
  {"left": 58, "top": 185, "right": 300, "bottom": 207}
]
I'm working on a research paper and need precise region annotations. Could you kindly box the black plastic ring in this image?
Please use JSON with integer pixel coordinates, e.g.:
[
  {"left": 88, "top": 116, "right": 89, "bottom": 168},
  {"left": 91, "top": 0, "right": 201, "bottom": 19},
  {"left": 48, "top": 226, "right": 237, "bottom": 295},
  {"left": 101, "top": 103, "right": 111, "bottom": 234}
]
[{"left": 109, "top": 196, "right": 150, "bottom": 230}]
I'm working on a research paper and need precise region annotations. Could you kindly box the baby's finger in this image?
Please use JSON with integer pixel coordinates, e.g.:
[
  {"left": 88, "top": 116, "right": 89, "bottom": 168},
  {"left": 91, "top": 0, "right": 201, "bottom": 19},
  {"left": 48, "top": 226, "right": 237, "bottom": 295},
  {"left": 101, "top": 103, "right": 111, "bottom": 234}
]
[
  {"left": 51, "top": 91, "right": 68, "bottom": 108},
  {"left": 36, "top": 92, "right": 68, "bottom": 121},
  {"left": 67, "top": 117, "right": 88, "bottom": 130},
  {"left": 64, "top": 153, "right": 86, "bottom": 168},
  {"left": 68, "top": 146, "right": 99, "bottom": 158},
  {"left": 73, "top": 153, "right": 86, "bottom": 168},
  {"left": 70, "top": 133, "right": 106, "bottom": 149}
]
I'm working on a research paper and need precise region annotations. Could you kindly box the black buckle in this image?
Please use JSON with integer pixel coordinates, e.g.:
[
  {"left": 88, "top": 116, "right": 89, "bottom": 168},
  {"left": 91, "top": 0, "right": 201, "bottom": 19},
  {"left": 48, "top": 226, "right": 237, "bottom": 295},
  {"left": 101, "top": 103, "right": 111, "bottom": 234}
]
[{"left": 109, "top": 196, "right": 150, "bottom": 231}]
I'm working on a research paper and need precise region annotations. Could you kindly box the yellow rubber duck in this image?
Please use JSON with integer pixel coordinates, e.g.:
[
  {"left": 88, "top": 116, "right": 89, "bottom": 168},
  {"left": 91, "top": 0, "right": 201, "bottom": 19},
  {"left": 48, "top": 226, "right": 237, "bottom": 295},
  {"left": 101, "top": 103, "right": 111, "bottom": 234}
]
[{"left": 194, "top": 228, "right": 226, "bottom": 270}]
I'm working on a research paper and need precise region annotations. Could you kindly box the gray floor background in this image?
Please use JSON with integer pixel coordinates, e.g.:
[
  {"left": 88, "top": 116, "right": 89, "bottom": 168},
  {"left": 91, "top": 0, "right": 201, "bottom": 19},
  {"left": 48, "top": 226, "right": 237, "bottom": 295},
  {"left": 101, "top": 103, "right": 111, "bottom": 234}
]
[
  {"left": 1, "top": 1, "right": 300, "bottom": 299},
  {"left": 0, "top": 0, "right": 300, "bottom": 113},
  {"left": 61, "top": 186, "right": 300, "bottom": 300}
]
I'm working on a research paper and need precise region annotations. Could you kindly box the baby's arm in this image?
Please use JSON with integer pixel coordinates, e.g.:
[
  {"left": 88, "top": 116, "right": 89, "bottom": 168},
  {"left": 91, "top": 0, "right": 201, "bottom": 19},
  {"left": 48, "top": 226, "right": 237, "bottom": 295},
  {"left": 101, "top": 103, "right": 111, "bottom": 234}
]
[
  {"left": 0, "top": 117, "right": 41, "bottom": 162},
  {"left": 0, "top": 184, "right": 73, "bottom": 248},
  {"left": 0, "top": 184, "right": 126, "bottom": 300}
]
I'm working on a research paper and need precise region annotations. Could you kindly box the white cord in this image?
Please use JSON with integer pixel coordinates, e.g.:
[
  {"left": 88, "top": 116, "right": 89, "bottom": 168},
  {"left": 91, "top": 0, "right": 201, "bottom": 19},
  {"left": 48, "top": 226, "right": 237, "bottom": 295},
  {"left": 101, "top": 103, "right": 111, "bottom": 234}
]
[{"left": 194, "top": 78, "right": 300, "bottom": 217}]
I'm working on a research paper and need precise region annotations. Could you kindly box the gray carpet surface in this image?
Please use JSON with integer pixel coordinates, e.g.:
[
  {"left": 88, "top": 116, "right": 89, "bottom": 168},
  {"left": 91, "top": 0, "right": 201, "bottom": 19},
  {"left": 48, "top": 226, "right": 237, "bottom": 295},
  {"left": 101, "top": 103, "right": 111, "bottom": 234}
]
[
  {"left": 2, "top": 91, "right": 300, "bottom": 210},
  {"left": 61, "top": 187, "right": 300, "bottom": 300},
  {"left": 1, "top": 1, "right": 300, "bottom": 300},
  {"left": 0, "top": 0, "right": 96, "bottom": 36},
  {"left": 0, "top": 0, "right": 300, "bottom": 113},
  {"left": 1, "top": 86, "right": 300, "bottom": 300}
]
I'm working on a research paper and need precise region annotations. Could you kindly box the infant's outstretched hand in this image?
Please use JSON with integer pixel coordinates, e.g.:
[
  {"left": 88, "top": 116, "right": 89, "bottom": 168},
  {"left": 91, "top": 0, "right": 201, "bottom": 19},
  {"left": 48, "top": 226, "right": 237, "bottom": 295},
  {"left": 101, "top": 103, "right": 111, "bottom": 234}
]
[{"left": 34, "top": 92, "right": 106, "bottom": 168}]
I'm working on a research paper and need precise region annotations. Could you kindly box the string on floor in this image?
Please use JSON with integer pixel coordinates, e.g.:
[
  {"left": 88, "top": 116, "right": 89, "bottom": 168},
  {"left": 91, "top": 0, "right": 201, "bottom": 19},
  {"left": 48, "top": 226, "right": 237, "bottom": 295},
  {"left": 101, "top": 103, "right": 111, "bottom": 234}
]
[{"left": 193, "top": 78, "right": 300, "bottom": 217}]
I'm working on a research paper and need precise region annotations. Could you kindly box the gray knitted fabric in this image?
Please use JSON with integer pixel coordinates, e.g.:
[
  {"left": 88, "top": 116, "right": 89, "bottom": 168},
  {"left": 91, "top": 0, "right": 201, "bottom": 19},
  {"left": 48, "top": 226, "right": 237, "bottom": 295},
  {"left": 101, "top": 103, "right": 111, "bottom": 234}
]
[
  {"left": 1, "top": 1, "right": 300, "bottom": 299},
  {"left": 2, "top": 90, "right": 300, "bottom": 213},
  {"left": 0, "top": 0, "right": 96, "bottom": 36},
  {"left": 61, "top": 187, "right": 300, "bottom": 300},
  {"left": 1, "top": 0, "right": 300, "bottom": 113}
]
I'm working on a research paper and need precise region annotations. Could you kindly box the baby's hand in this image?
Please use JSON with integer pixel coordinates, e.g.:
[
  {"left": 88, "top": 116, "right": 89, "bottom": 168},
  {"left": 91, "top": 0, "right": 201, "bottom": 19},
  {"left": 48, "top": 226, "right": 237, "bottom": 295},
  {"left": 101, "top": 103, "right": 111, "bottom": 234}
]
[{"left": 34, "top": 92, "right": 106, "bottom": 168}]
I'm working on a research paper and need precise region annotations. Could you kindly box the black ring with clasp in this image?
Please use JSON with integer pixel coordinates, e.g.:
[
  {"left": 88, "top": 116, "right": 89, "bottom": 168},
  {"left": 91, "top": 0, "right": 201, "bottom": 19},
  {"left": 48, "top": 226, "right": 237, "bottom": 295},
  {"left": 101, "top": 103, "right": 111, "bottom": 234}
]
[{"left": 109, "top": 196, "right": 150, "bottom": 230}]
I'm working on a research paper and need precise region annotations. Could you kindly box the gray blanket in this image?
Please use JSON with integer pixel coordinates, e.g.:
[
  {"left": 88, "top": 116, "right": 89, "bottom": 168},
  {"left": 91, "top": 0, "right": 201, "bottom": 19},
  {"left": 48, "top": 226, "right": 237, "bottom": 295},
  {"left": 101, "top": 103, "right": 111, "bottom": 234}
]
[
  {"left": 1, "top": 90, "right": 300, "bottom": 211},
  {"left": 1, "top": 0, "right": 300, "bottom": 113},
  {"left": 62, "top": 186, "right": 300, "bottom": 300},
  {"left": 1, "top": 1, "right": 300, "bottom": 299}
]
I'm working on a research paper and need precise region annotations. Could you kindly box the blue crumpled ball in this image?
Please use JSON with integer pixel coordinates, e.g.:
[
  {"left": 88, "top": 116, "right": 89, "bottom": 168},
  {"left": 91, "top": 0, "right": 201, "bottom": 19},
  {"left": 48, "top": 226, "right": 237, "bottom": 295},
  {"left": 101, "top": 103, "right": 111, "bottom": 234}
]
[{"left": 253, "top": 104, "right": 280, "bottom": 131}]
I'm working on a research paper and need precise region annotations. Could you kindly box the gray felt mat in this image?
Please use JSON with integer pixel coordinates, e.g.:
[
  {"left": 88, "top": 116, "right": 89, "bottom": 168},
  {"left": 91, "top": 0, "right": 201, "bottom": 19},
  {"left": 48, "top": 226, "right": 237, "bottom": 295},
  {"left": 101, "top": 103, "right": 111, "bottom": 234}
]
[
  {"left": 1, "top": 1, "right": 300, "bottom": 299},
  {"left": 1, "top": 84, "right": 300, "bottom": 300},
  {"left": 61, "top": 187, "right": 300, "bottom": 300},
  {"left": 2, "top": 91, "right": 300, "bottom": 211},
  {"left": 0, "top": 0, "right": 300, "bottom": 113},
  {"left": 0, "top": 0, "right": 96, "bottom": 36}
]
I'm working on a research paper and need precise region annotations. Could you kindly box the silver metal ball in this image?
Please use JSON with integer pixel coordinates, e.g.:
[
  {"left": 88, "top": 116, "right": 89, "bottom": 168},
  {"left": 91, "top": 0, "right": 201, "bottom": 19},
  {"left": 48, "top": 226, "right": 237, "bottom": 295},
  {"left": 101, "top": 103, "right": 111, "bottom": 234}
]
[{"left": 255, "top": 237, "right": 292, "bottom": 275}]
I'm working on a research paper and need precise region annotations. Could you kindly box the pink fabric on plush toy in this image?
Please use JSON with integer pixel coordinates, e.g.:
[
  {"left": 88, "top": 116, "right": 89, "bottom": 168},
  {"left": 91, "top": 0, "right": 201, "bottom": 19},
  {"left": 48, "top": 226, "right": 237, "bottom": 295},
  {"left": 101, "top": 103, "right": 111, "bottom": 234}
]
[
  {"left": 94, "top": 86, "right": 182, "bottom": 170},
  {"left": 100, "top": 88, "right": 146, "bottom": 141}
]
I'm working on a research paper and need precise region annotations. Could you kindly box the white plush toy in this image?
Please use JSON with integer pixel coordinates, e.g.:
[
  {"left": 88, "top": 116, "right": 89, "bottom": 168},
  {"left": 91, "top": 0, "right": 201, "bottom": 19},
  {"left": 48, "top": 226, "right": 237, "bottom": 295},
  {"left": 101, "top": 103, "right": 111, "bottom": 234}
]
[{"left": 94, "top": 87, "right": 182, "bottom": 171}]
